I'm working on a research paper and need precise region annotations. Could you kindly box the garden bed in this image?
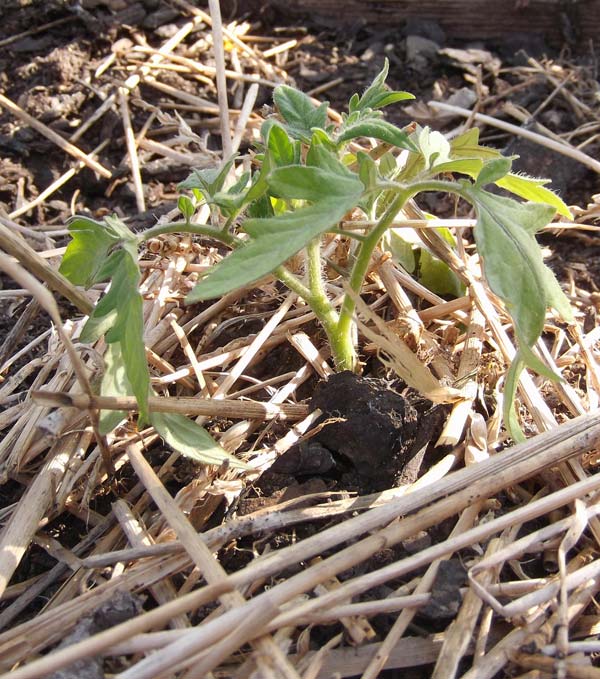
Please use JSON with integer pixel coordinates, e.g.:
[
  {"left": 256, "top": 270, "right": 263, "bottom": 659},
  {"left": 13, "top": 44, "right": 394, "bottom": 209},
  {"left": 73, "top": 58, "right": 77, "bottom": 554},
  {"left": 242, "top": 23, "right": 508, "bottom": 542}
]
[{"left": 1, "top": 2, "right": 600, "bottom": 678}]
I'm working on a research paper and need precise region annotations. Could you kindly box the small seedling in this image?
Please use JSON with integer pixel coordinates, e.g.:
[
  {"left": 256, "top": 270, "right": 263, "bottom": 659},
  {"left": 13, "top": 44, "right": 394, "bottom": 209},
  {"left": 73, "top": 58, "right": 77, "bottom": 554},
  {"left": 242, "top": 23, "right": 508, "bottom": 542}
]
[{"left": 60, "top": 60, "right": 573, "bottom": 462}]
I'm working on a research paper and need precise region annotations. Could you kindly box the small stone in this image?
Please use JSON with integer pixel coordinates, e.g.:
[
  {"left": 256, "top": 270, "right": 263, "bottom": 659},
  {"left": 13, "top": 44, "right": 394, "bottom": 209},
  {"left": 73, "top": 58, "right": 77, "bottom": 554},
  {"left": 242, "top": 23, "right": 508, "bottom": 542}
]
[{"left": 405, "top": 35, "right": 439, "bottom": 67}]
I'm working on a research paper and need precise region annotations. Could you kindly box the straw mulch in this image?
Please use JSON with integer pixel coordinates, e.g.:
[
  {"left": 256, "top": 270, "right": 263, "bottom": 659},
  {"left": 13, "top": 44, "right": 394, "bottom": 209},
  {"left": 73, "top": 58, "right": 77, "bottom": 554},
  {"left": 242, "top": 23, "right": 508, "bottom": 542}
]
[{"left": 1, "top": 2, "right": 600, "bottom": 677}]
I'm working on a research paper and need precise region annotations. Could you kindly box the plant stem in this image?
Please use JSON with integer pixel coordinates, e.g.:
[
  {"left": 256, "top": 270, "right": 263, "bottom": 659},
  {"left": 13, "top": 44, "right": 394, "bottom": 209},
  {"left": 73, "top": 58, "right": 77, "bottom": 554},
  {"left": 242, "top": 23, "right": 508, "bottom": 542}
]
[
  {"left": 274, "top": 265, "right": 312, "bottom": 302},
  {"left": 335, "top": 179, "right": 465, "bottom": 371},
  {"left": 304, "top": 238, "right": 355, "bottom": 369},
  {"left": 137, "top": 222, "right": 239, "bottom": 247},
  {"left": 335, "top": 190, "right": 409, "bottom": 364}
]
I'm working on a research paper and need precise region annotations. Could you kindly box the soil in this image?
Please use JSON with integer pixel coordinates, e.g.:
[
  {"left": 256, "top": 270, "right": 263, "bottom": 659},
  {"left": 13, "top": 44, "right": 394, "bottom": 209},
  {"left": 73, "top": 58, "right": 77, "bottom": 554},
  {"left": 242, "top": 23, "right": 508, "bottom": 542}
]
[{"left": 1, "top": 2, "right": 600, "bottom": 677}]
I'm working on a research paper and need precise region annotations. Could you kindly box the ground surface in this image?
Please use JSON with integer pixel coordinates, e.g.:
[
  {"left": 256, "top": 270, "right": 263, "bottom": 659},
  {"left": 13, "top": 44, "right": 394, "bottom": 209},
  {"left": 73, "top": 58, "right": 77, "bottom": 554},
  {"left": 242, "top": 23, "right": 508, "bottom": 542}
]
[{"left": 1, "top": 2, "right": 600, "bottom": 678}]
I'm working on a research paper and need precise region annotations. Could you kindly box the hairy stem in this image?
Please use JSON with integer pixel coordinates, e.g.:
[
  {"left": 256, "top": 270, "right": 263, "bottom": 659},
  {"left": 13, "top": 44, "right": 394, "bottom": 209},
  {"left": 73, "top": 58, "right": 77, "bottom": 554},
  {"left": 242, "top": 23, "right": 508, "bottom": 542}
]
[
  {"left": 304, "top": 238, "right": 355, "bottom": 370},
  {"left": 335, "top": 179, "right": 465, "bottom": 370},
  {"left": 137, "top": 222, "right": 239, "bottom": 247}
]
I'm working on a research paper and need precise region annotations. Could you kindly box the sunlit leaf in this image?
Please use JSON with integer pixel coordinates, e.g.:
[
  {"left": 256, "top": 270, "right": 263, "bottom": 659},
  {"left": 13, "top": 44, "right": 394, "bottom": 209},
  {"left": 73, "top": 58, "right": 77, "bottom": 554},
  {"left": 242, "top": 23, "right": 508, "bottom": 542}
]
[
  {"left": 80, "top": 249, "right": 150, "bottom": 422},
  {"left": 495, "top": 173, "right": 572, "bottom": 219},
  {"left": 418, "top": 127, "right": 451, "bottom": 169},
  {"left": 466, "top": 186, "right": 564, "bottom": 346},
  {"left": 427, "top": 158, "right": 484, "bottom": 177},
  {"left": 336, "top": 119, "right": 418, "bottom": 152},
  {"left": 178, "top": 195, "right": 195, "bottom": 222},
  {"left": 273, "top": 85, "right": 329, "bottom": 141},
  {"left": 266, "top": 123, "right": 300, "bottom": 166},
  {"left": 450, "top": 127, "right": 503, "bottom": 160},
  {"left": 349, "top": 58, "right": 414, "bottom": 113},
  {"left": 187, "top": 193, "right": 361, "bottom": 302},
  {"left": 268, "top": 164, "right": 362, "bottom": 203},
  {"left": 379, "top": 151, "right": 398, "bottom": 178}
]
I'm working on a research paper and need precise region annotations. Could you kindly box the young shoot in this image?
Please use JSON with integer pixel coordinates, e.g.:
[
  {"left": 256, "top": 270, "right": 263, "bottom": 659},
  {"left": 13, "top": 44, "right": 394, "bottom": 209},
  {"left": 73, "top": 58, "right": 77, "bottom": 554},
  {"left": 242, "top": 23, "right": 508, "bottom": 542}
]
[{"left": 61, "top": 59, "right": 573, "bottom": 460}]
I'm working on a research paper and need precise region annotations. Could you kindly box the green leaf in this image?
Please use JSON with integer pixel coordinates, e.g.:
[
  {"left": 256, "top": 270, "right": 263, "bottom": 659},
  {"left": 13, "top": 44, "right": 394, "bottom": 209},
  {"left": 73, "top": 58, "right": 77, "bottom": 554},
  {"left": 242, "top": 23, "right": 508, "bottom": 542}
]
[
  {"left": 187, "top": 195, "right": 361, "bottom": 302},
  {"left": 503, "top": 338, "right": 563, "bottom": 443},
  {"left": 465, "top": 186, "right": 560, "bottom": 346},
  {"left": 150, "top": 412, "right": 249, "bottom": 468},
  {"left": 495, "top": 173, "right": 572, "bottom": 219},
  {"left": 273, "top": 85, "right": 329, "bottom": 141},
  {"left": 428, "top": 158, "right": 484, "bottom": 177},
  {"left": 450, "top": 127, "right": 503, "bottom": 161},
  {"left": 306, "top": 141, "right": 356, "bottom": 178},
  {"left": 503, "top": 352, "right": 526, "bottom": 443},
  {"left": 103, "top": 214, "right": 137, "bottom": 243},
  {"left": 178, "top": 156, "right": 236, "bottom": 201},
  {"left": 384, "top": 230, "right": 416, "bottom": 273},
  {"left": 211, "top": 172, "right": 253, "bottom": 215},
  {"left": 419, "top": 248, "right": 465, "bottom": 297},
  {"left": 266, "top": 123, "right": 300, "bottom": 166},
  {"left": 418, "top": 127, "right": 451, "bottom": 169},
  {"left": 267, "top": 165, "right": 363, "bottom": 203},
  {"left": 60, "top": 216, "right": 121, "bottom": 288},
  {"left": 379, "top": 151, "right": 398, "bottom": 178},
  {"left": 336, "top": 119, "right": 418, "bottom": 152},
  {"left": 247, "top": 193, "right": 274, "bottom": 219},
  {"left": 518, "top": 339, "right": 562, "bottom": 382},
  {"left": 475, "top": 157, "right": 513, "bottom": 186},
  {"left": 357, "top": 151, "right": 378, "bottom": 194},
  {"left": 349, "top": 58, "right": 414, "bottom": 112},
  {"left": 178, "top": 195, "right": 195, "bottom": 222},
  {"left": 80, "top": 249, "right": 150, "bottom": 423},
  {"left": 98, "top": 342, "right": 130, "bottom": 435}
]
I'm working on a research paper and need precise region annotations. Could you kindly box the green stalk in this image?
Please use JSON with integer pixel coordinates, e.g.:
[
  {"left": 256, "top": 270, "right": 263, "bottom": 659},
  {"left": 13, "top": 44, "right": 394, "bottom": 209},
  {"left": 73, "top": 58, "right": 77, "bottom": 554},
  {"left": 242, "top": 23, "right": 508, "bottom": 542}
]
[
  {"left": 304, "top": 238, "right": 353, "bottom": 369},
  {"left": 275, "top": 243, "right": 343, "bottom": 360},
  {"left": 137, "top": 221, "right": 239, "bottom": 247},
  {"left": 335, "top": 179, "right": 465, "bottom": 371}
]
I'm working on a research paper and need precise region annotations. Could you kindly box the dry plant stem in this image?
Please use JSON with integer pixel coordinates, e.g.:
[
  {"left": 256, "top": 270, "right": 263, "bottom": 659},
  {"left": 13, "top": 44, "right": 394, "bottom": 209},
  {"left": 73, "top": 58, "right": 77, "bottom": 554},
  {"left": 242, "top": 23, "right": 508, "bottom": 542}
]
[
  {"left": 360, "top": 501, "right": 484, "bottom": 679},
  {"left": 0, "top": 225, "right": 93, "bottom": 315},
  {"left": 106, "top": 581, "right": 550, "bottom": 654},
  {"left": 169, "top": 0, "right": 277, "bottom": 77},
  {"left": 209, "top": 293, "right": 297, "bottom": 400},
  {"left": 0, "top": 436, "right": 80, "bottom": 600},
  {"left": 0, "top": 92, "right": 111, "bottom": 178},
  {"left": 114, "top": 470, "right": 600, "bottom": 679},
  {"left": 112, "top": 500, "right": 190, "bottom": 629},
  {"left": 0, "top": 16, "right": 75, "bottom": 47},
  {"left": 125, "top": 442, "right": 301, "bottom": 679},
  {"left": 119, "top": 88, "right": 146, "bottom": 213},
  {"left": 511, "top": 653, "right": 600, "bottom": 678},
  {"left": 428, "top": 101, "right": 600, "bottom": 174},
  {"left": 0, "top": 212, "right": 49, "bottom": 245},
  {"left": 8, "top": 140, "right": 109, "bottom": 220},
  {"left": 0, "top": 298, "right": 41, "bottom": 368},
  {"left": 462, "top": 552, "right": 599, "bottom": 679},
  {"left": 129, "top": 45, "right": 279, "bottom": 87},
  {"left": 431, "top": 536, "right": 502, "bottom": 679},
  {"left": 231, "top": 82, "right": 259, "bottom": 153},
  {"left": 437, "top": 306, "right": 485, "bottom": 446},
  {"left": 208, "top": 0, "right": 232, "bottom": 159},
  {"left": 0, "top": 519, "right": 110, "bottom": 631},
  {"left": 0, "top": 259, "right": 112, "bottom": 595},
  {"left": 3, "top": 432, "right": 599, "bottom": 679},
  {"left": 72, "top": 12, "right": 208, "bottom": 144}
]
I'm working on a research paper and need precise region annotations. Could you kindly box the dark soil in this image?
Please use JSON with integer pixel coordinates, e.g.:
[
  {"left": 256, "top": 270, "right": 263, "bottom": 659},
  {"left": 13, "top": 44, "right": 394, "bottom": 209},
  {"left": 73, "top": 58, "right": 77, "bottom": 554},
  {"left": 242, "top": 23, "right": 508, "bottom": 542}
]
[{"left": 1, "top": 3, "right": 599, "bottom": 677}]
